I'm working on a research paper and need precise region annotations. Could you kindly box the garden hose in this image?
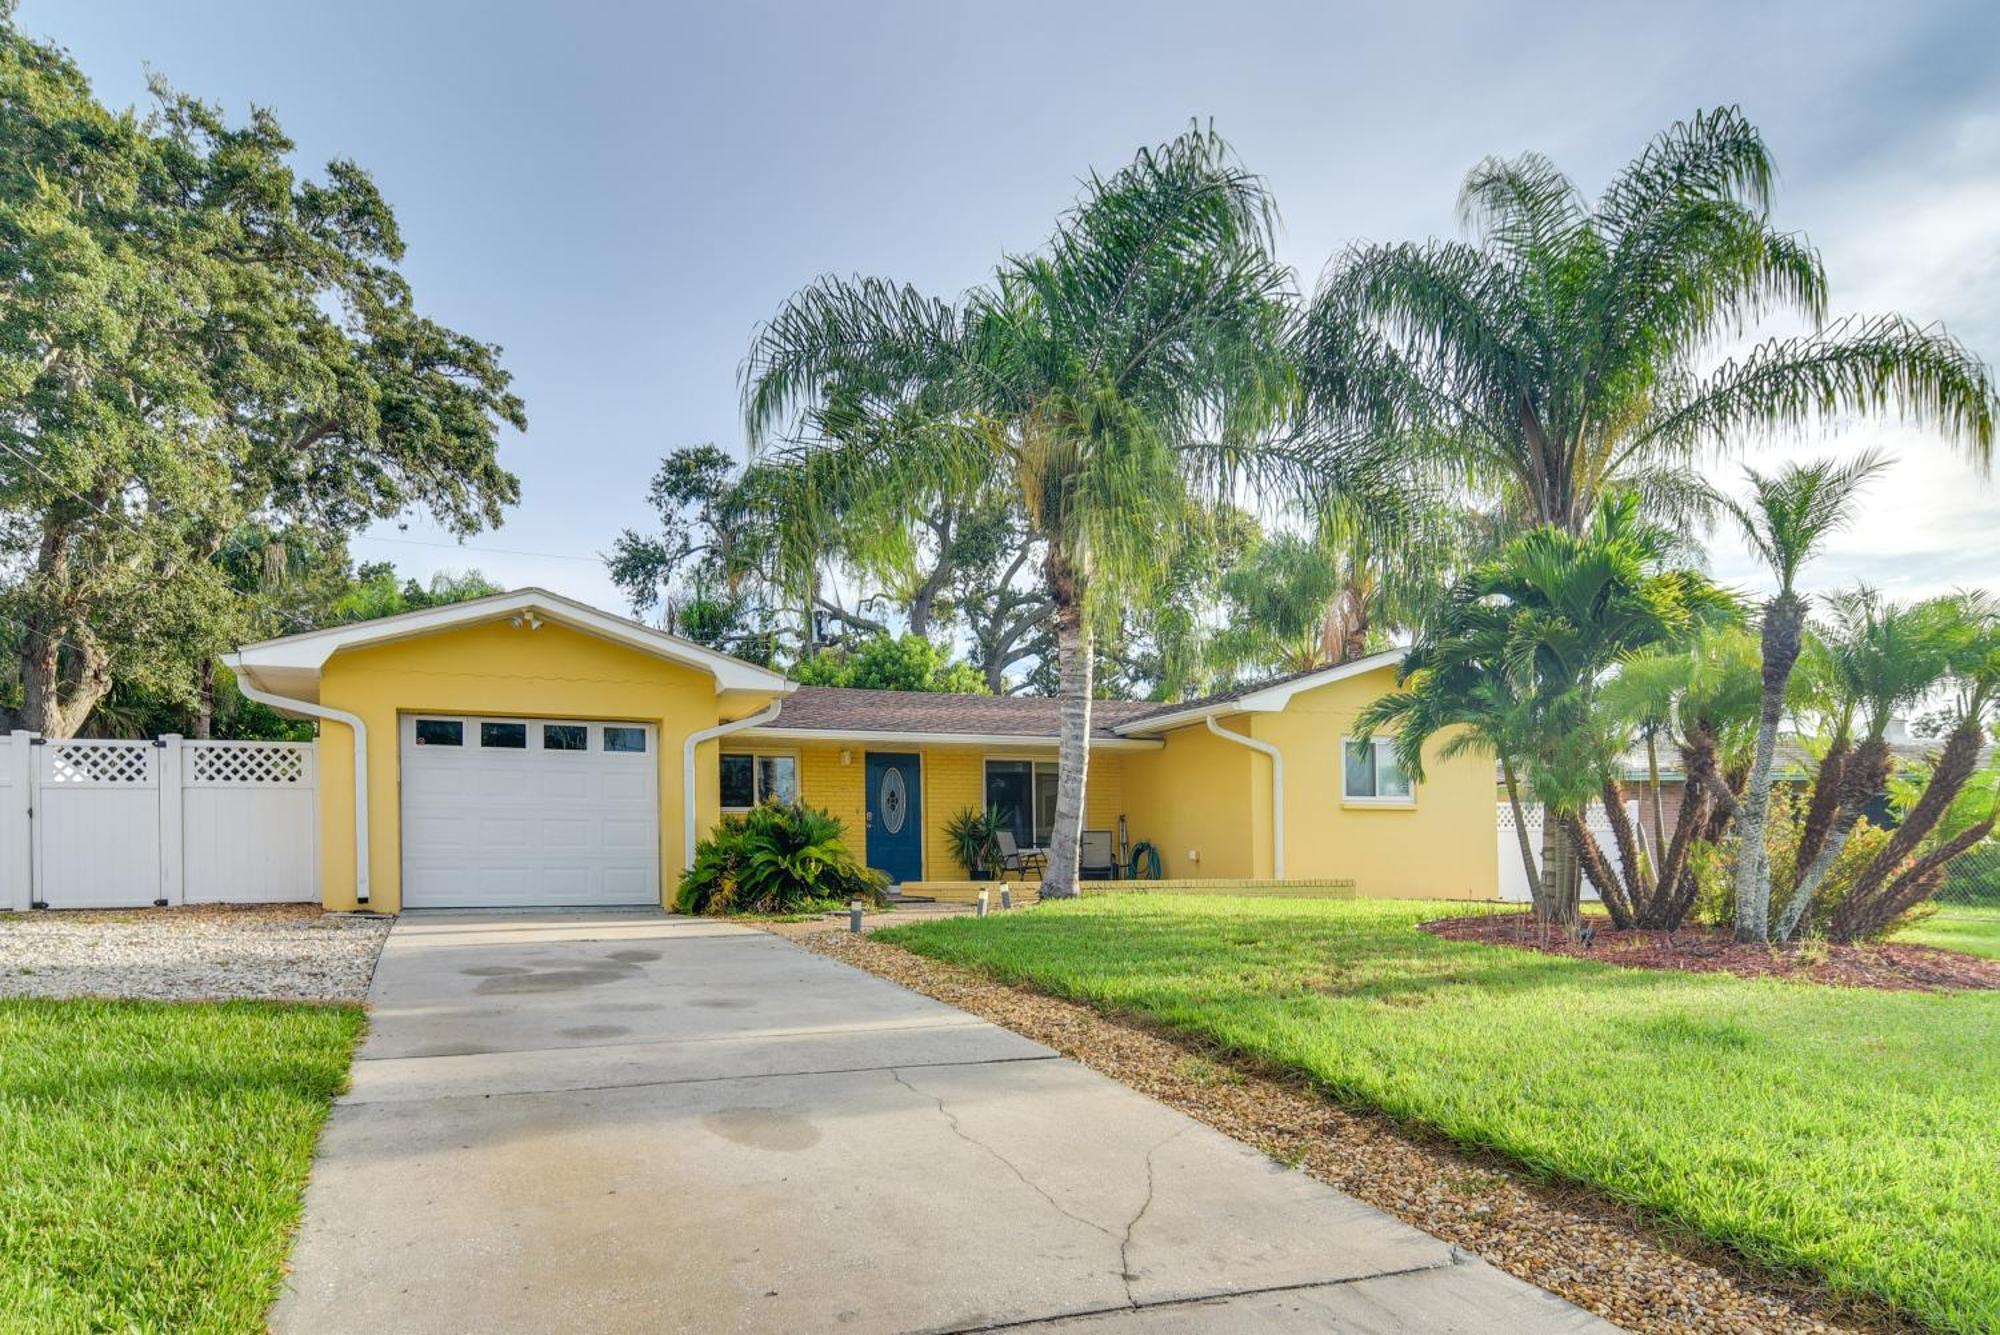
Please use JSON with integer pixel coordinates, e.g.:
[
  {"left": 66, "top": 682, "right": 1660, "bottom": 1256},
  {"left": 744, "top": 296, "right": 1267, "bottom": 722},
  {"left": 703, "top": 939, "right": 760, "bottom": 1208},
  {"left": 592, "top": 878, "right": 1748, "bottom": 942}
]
[{"left": 1128, "top": 841, "right": 1162, "bottom": 881}]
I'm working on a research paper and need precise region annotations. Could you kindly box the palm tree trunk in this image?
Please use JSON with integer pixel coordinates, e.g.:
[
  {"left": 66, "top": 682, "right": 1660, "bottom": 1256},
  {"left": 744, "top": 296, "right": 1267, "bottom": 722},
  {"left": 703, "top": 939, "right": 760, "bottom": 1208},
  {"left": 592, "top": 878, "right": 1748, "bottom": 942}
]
[
  {"left": 1040, "top": 564, "right": 1092, "bottom": 900},
  {"left": 1501, "top": 757, "right": 1540, "bottom": 893},
  {"left": 1562, "top": 810, "right": 1633, "bottom": 930},
  {"left": 1646, "top": 732, "right": 1668, "bottom": 872},
  {"left": 1732, "top": 591, "right": 1807, "bottom": 943},
  {"left": 1773, "top": 736, "right": 1892, "bottom": 942},
  {"left": 1828, "top": 720, "right": 1986, "bottom": 939},
  {"left": 1533, "top": 802, "right": 1578, "bottom": 929}
]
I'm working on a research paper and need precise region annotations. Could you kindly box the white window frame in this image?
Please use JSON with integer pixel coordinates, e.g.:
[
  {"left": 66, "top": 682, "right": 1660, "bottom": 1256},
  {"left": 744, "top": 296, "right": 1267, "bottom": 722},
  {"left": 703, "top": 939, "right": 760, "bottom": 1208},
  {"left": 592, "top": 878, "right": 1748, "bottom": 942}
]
[
  {"left": 1341, "top": 735, "right": 1416, "bottom": 806},
  {"left": 720, "top": 750, "right": 800, "bottom": 811}
]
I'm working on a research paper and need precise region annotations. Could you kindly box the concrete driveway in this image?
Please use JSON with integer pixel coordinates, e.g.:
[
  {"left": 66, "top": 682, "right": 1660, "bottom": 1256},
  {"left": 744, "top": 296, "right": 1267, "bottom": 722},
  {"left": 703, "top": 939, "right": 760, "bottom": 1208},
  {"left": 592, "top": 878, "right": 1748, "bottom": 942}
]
[{"left": 273, "top": 913, "right": 1612, "bottom": 1334}]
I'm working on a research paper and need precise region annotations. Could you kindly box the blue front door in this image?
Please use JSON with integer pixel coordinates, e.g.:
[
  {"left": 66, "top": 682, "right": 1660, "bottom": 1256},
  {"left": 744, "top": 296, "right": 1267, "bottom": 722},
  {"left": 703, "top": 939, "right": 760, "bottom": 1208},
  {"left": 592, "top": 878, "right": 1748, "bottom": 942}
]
[{"left": 864, "top": 752, "right": 922, "bottom": 885}]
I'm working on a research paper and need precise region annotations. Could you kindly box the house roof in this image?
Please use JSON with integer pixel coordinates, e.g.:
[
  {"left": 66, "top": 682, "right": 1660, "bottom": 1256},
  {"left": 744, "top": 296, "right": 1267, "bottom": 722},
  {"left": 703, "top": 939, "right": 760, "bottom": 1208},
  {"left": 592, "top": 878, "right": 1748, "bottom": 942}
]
[
  {"left": 1110, "top": 650, "right": 1406, "bottom": 735},
  {"left": 744, "top": 686, "right": 1166, "bottom": 749},
  {"left": 225, "top": 587, "right": 793, "bottom": 703}
]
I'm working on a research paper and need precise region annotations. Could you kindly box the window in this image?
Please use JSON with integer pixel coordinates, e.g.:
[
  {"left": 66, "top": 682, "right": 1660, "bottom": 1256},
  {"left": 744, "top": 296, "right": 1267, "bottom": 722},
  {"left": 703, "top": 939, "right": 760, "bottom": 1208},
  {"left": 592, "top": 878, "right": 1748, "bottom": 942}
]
[
  {"left": 413, "top": 719, "right": 462, "bottom": 747},
  {"left": 1343, "top": 737, "right": 1413, "bottom": 802},
  {"left": 602, "top": 726, "right": 647, "bottom": 754},
  {"left": 480, "top": 721, "right": 528, "bottom": 749},
  {"left": 720, "top": 752, "right": 798, "bottom": 809},
  {"left": 543, "top": 724, "right": 588, "bottom": 751},
  {"left": 984, "top": 759, "right": 1060, "bottom": 846}
]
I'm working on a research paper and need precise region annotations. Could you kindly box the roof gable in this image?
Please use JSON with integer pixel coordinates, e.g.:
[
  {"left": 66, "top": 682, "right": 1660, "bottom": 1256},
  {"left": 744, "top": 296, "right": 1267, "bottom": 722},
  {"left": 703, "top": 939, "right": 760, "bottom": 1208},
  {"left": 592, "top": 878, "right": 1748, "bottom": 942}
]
[
  {"left": 226, "top": 588, "right": 792, "bottom": 698},
  {"left": 1112, "top": 650, "right": 1405, "bottom": 735}
]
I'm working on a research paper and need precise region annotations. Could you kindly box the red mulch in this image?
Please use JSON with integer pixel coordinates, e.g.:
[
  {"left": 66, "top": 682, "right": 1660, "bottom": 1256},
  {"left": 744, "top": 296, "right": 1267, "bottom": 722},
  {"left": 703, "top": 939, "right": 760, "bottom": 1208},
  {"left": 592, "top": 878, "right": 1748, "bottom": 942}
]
[{"left": 1424, "top": 913, "right": 2000, "bottom": 993}]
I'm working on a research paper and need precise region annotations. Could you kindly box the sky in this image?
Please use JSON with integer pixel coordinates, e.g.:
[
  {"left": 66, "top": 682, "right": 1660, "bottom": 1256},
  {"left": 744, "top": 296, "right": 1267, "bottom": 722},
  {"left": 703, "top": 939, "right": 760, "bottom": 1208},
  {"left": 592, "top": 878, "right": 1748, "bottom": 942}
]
[{"left": 20, "top": 0, "right": 2000, "bottom": 613}]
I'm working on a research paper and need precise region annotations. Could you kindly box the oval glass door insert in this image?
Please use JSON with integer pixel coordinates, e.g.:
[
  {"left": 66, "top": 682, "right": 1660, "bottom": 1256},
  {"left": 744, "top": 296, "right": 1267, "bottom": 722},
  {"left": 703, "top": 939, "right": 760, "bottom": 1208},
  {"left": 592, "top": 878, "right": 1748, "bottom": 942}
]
[{"left": 880, "top": 767, "right": 908, "bottom": 835}]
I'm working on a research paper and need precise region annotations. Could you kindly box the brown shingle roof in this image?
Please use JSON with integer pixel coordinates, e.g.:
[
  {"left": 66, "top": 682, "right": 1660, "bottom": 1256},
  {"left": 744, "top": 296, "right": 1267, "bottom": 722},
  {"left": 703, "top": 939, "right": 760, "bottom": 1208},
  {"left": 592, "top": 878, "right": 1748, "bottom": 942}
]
[{"left": 768, "top": 686, "right": 1162, "bottom": 741}]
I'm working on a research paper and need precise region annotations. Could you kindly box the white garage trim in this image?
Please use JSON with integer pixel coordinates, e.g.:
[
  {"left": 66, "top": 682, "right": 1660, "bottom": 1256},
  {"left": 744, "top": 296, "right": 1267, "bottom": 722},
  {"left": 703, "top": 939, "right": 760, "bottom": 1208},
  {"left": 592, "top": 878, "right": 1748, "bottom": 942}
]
[{"left": 400, "top": 714, "right": 660, "bottom": 909}]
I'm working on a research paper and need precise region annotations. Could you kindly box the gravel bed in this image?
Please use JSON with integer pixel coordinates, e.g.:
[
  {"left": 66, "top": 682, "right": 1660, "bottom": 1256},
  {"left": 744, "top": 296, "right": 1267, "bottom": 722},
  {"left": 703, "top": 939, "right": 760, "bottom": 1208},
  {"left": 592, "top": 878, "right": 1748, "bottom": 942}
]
[
  {"left": 786, "top": 924, "right": 1910, "bottom": 1335},
  {"left": 0, "top": 904, "right": 392, "bottom": 1002}
]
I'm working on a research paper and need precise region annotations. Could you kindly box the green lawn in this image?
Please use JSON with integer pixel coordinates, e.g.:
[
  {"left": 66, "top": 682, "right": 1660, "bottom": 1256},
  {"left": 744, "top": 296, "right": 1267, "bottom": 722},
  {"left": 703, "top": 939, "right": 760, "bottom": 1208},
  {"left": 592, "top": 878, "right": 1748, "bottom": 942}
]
[
  {"left": 881, "top": 897, "right": 2000, "bottom": 1333},
  {"left": 1898, "top": 905, "right": 2000, "bottom": 960},
  {"left": 0, "top": 999, "right": 365, "bottom": 1333}
]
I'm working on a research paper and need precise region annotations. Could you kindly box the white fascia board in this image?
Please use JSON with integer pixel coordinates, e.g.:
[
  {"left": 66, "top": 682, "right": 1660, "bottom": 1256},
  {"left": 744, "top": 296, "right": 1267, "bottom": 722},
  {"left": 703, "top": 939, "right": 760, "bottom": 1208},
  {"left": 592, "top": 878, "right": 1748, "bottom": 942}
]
[
  {"left": 739, "top": 726, "right": 1164, "bottom": 751},
  {"left": 229, "top": 587, "right": 794, "bottom": 695},
  {"left": 1112, "top": 649, "right": 1407, "bottom": 737}
]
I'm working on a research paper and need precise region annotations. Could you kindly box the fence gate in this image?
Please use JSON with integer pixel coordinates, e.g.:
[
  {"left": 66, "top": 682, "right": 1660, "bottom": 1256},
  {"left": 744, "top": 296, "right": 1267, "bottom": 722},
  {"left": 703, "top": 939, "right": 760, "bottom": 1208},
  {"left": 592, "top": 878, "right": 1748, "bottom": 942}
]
[
  {"left": 3, "top": 733, "right": 318, "bottom": 911},
  {"left": 35, "top": 739, "right": 163, "bottom": 909}
]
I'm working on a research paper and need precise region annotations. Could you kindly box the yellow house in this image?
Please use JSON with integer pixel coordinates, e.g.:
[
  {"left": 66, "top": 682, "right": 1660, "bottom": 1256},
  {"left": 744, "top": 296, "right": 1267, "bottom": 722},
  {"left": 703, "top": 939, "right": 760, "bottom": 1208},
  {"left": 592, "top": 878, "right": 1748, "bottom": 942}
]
[{"left": 225, "top": 588, "right": 1497, "bottom": 912}]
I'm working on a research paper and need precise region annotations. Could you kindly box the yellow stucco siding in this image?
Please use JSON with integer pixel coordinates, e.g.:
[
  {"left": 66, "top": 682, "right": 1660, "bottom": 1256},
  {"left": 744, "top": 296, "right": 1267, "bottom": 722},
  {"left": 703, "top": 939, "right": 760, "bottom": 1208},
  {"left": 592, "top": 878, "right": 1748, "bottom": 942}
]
[
  {"left": 315, "top": 618, "right": 769, "bottom": 912},
  {"left": 1245, "top": 669, "right": 1494, "bottom": 898},
  {"left": 1119, "top": 723, "right": 1260, "bottom": 879},
  {"left": 782, "top": 742, "right": 1127, "bottom": 881},
  {"left": 1117, "top": 667, "right": 1497, "bottom": 897}
]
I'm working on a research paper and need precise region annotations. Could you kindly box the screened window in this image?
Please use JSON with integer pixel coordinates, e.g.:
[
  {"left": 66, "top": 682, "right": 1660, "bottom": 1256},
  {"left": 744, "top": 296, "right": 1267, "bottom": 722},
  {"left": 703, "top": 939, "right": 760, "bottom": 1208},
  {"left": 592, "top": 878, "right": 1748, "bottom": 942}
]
[
  {"left": 984, "top": 759, "right": 1060, "bottom": 845},
  {"left": 413, "top": 719, "right": 462, "bottom": 747},
  {"left": 479, "top": 722, "right": 528, "bottom": 749},
  {"left": 720, "top": 753, "right": 797, "bottom": 808},
  {"left": 1343, "top": 737, "right": 1413, "bottom": 802},
  {"left": 542, "top": 724, "right": 588, "bottom": 751},
  {"left": 602, "top": 726, "right": 647, "bottom": 754}
]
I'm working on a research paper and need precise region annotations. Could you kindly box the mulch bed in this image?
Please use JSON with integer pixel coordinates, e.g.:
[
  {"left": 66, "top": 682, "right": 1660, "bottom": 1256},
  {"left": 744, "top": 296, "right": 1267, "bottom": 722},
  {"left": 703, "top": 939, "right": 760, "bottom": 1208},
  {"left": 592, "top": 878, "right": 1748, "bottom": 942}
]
[
  {"left": 782, "top": 923, "right": 1911, "bottom": 1335},
  {"left": 1425, "top": 913, "right": 2000, "bottom": 992}
]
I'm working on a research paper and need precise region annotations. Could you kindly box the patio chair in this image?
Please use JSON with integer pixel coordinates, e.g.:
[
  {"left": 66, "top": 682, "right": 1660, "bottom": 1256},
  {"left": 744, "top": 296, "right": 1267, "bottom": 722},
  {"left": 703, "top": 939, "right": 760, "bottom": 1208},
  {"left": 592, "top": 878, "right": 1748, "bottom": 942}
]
[
  {"left": 1079, "top": 829, "right": 1118, "bottom": 880},
  {"left": 994, "top": 830, "right": 1046, "bottom": 881}
]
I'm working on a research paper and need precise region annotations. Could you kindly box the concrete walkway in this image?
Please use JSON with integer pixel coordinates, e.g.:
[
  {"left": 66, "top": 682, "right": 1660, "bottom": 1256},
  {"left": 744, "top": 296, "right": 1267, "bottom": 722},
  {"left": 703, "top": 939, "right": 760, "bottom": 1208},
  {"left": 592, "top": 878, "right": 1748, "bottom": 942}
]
[{"left": 273, "top": 913, "right": 1613, "bottom": 1334}]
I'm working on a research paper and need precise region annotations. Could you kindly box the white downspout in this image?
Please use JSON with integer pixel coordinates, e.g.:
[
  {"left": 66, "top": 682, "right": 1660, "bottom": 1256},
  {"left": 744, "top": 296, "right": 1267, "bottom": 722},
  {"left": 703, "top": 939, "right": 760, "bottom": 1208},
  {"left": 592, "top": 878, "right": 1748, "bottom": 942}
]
[
  {"left": 682, "top": 702, "right": 784, "bottom": 869},
  {"left": 1206, "top": 714, "right": 1284, "bottom": 880},
  {"left": 224, "top": 659, "right": 372, "bottom": 906}
]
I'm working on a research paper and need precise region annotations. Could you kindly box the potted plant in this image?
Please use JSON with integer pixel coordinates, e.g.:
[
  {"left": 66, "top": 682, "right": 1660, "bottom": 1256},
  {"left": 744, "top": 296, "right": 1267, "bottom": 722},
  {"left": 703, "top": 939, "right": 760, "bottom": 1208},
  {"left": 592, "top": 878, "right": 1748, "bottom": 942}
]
[{"left": 945, "top": 805, "right": 1005, "bottom": 879}]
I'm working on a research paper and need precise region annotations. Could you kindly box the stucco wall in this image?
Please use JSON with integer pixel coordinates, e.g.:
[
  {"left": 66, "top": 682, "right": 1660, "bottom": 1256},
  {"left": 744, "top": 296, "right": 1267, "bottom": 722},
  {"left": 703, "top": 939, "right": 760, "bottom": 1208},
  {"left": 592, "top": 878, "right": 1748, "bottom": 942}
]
[
  {"left": 1120, "top": 667, "right": 1497, "bottom": 898},
  {"left": 1252, "top": 668, "right": 1495, "bottom": 897},
  {"left": 1119, "top": 723, "right": 1261, "bottom": 879},
  {"left": 315, "top": 618, "right": 757, "bottom": 911}
]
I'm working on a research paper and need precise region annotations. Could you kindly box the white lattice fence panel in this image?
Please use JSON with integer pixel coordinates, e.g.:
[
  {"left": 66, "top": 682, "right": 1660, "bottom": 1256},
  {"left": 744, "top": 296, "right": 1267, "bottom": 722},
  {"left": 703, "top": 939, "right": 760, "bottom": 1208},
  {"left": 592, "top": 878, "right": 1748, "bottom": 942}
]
[
  {"left": 1496, "top": 801, "right": 1637, "bottom": 903},
  {"left": 45, "top": 740, "right": 156, "bottom": 786},
  {"left": 36, "top": 740, "right": 162, "bottom": 907},
  {"left": 185, "top": 742, "right": 311, "bottom": 787},
  {"left": 182, "top": 741, "right": 317, "bottom": 902}
]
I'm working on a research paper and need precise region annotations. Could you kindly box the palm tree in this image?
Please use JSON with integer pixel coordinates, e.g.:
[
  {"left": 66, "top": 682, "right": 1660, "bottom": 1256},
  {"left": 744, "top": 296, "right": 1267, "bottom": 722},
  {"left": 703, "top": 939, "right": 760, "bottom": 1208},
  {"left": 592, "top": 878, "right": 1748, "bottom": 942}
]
[
  {"left": 1361, "top": 494, "right": 1733, "bottom": 927},
  {"left": 1294, "top": 107, "right": 1994, "bottom": 540},
  {"left": 743, "top": 127, "right": 1292, "bottom": 896},
  {"left": 1720, "top": 452, "right": 1888, "bottom": 942},
  {"left": 1830, "top": 592, "right": 2000, "bottom": 941},
  {"left": 1775, "top": 589, "right": 1971, "bottom": 940}
]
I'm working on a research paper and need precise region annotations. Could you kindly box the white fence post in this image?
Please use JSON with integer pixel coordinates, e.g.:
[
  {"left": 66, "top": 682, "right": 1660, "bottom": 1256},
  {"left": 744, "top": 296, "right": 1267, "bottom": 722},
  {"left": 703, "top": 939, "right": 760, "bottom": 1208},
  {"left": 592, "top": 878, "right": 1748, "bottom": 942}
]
[
  {"left": 0, "top": 734, "right": 32, "bottom": 911},
  {"left": 157, "top": 734, "right": 184, "bottom": 907}
]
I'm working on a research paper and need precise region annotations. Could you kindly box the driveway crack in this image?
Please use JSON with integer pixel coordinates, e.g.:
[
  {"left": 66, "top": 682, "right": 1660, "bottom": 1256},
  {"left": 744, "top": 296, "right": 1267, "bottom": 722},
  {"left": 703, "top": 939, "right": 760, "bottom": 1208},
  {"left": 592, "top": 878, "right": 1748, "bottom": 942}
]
[
  {"left": 889, "top": 1067, "right": 1116, "bottom": 1240},
  {"left": 1119, "top": 1127, "right": 1188, "bottom": 1305}
]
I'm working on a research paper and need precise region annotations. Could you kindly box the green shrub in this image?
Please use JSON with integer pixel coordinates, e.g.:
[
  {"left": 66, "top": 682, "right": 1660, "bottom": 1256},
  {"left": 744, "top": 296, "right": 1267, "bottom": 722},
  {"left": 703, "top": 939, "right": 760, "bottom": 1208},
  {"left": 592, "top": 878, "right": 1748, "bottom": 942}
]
[
  {"left": 1693, "top": 787, "right": 1899, "bottom": 938},
  {"left": 944, "top": 805, "right": 1005, "bottom": 878},
  {"left": 675, "top": 801, "right": 889, "bottom": 915}
]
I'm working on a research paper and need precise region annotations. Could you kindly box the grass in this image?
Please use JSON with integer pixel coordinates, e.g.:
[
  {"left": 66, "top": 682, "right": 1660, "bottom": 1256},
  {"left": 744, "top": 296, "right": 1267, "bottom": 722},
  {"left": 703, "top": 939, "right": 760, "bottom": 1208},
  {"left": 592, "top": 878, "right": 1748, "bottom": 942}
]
[
  {"left": 0, "top": 999, "right": 365, "bottom": 1333},
  {"left": 1898, "top": 904, "right": 2000, "bottom": 960},
  {"left": 880, "top": 896, "right": 2000, "bottom": 1333}
]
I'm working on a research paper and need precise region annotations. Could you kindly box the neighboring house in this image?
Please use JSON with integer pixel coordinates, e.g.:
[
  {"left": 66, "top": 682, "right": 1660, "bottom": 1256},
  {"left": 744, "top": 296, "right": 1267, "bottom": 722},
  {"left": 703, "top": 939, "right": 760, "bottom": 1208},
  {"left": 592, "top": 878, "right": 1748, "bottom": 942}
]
[{"left": 226, "top": 588, "right": 1498, "bottom": 913}]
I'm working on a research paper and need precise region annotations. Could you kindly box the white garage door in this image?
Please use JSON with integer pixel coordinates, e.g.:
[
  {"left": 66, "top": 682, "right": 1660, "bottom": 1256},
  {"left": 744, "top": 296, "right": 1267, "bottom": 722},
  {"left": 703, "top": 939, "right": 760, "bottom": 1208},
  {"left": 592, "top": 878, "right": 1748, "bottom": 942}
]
[{"left": 400, "top": 715, "right": 659, "bottom": 908}]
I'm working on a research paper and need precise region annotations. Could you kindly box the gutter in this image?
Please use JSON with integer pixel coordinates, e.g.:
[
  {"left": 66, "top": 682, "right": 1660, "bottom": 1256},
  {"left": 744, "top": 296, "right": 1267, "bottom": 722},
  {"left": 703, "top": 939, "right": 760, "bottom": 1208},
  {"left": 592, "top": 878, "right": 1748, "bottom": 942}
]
[
  {"left": 683, "top": 702, "right": 783, "bottom": 869},
  {"left": 223, "top": 659, "right": 372, "bottom": 906},
  {"left": 1205, "top": 714, "right": 1285, "bottom": 879}
]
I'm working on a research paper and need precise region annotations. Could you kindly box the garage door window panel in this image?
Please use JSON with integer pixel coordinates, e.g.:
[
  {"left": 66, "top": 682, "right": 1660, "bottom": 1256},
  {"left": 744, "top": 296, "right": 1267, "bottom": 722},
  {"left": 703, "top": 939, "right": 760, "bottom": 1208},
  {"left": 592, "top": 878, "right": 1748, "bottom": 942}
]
[
  {"left": 480, "top": 722, "right": 528, "bottom": 749},
  {"left": 414, "top": 719, "right": 462, "bottom": 747},
  {"left": 543, "top": 724, "right": 588, "bottom": 752}
]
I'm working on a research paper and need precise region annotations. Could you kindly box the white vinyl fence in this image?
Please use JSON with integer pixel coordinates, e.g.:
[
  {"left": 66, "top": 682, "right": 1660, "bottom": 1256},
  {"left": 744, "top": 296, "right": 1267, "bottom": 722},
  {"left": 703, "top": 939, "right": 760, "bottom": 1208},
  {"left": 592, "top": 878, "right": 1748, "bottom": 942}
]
[
  {"left": 1496, "top": 800, "right": 1646, "bottom": 903},
  {"left": 1, "top": 733, "right": 317, "bottom": 911}
]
